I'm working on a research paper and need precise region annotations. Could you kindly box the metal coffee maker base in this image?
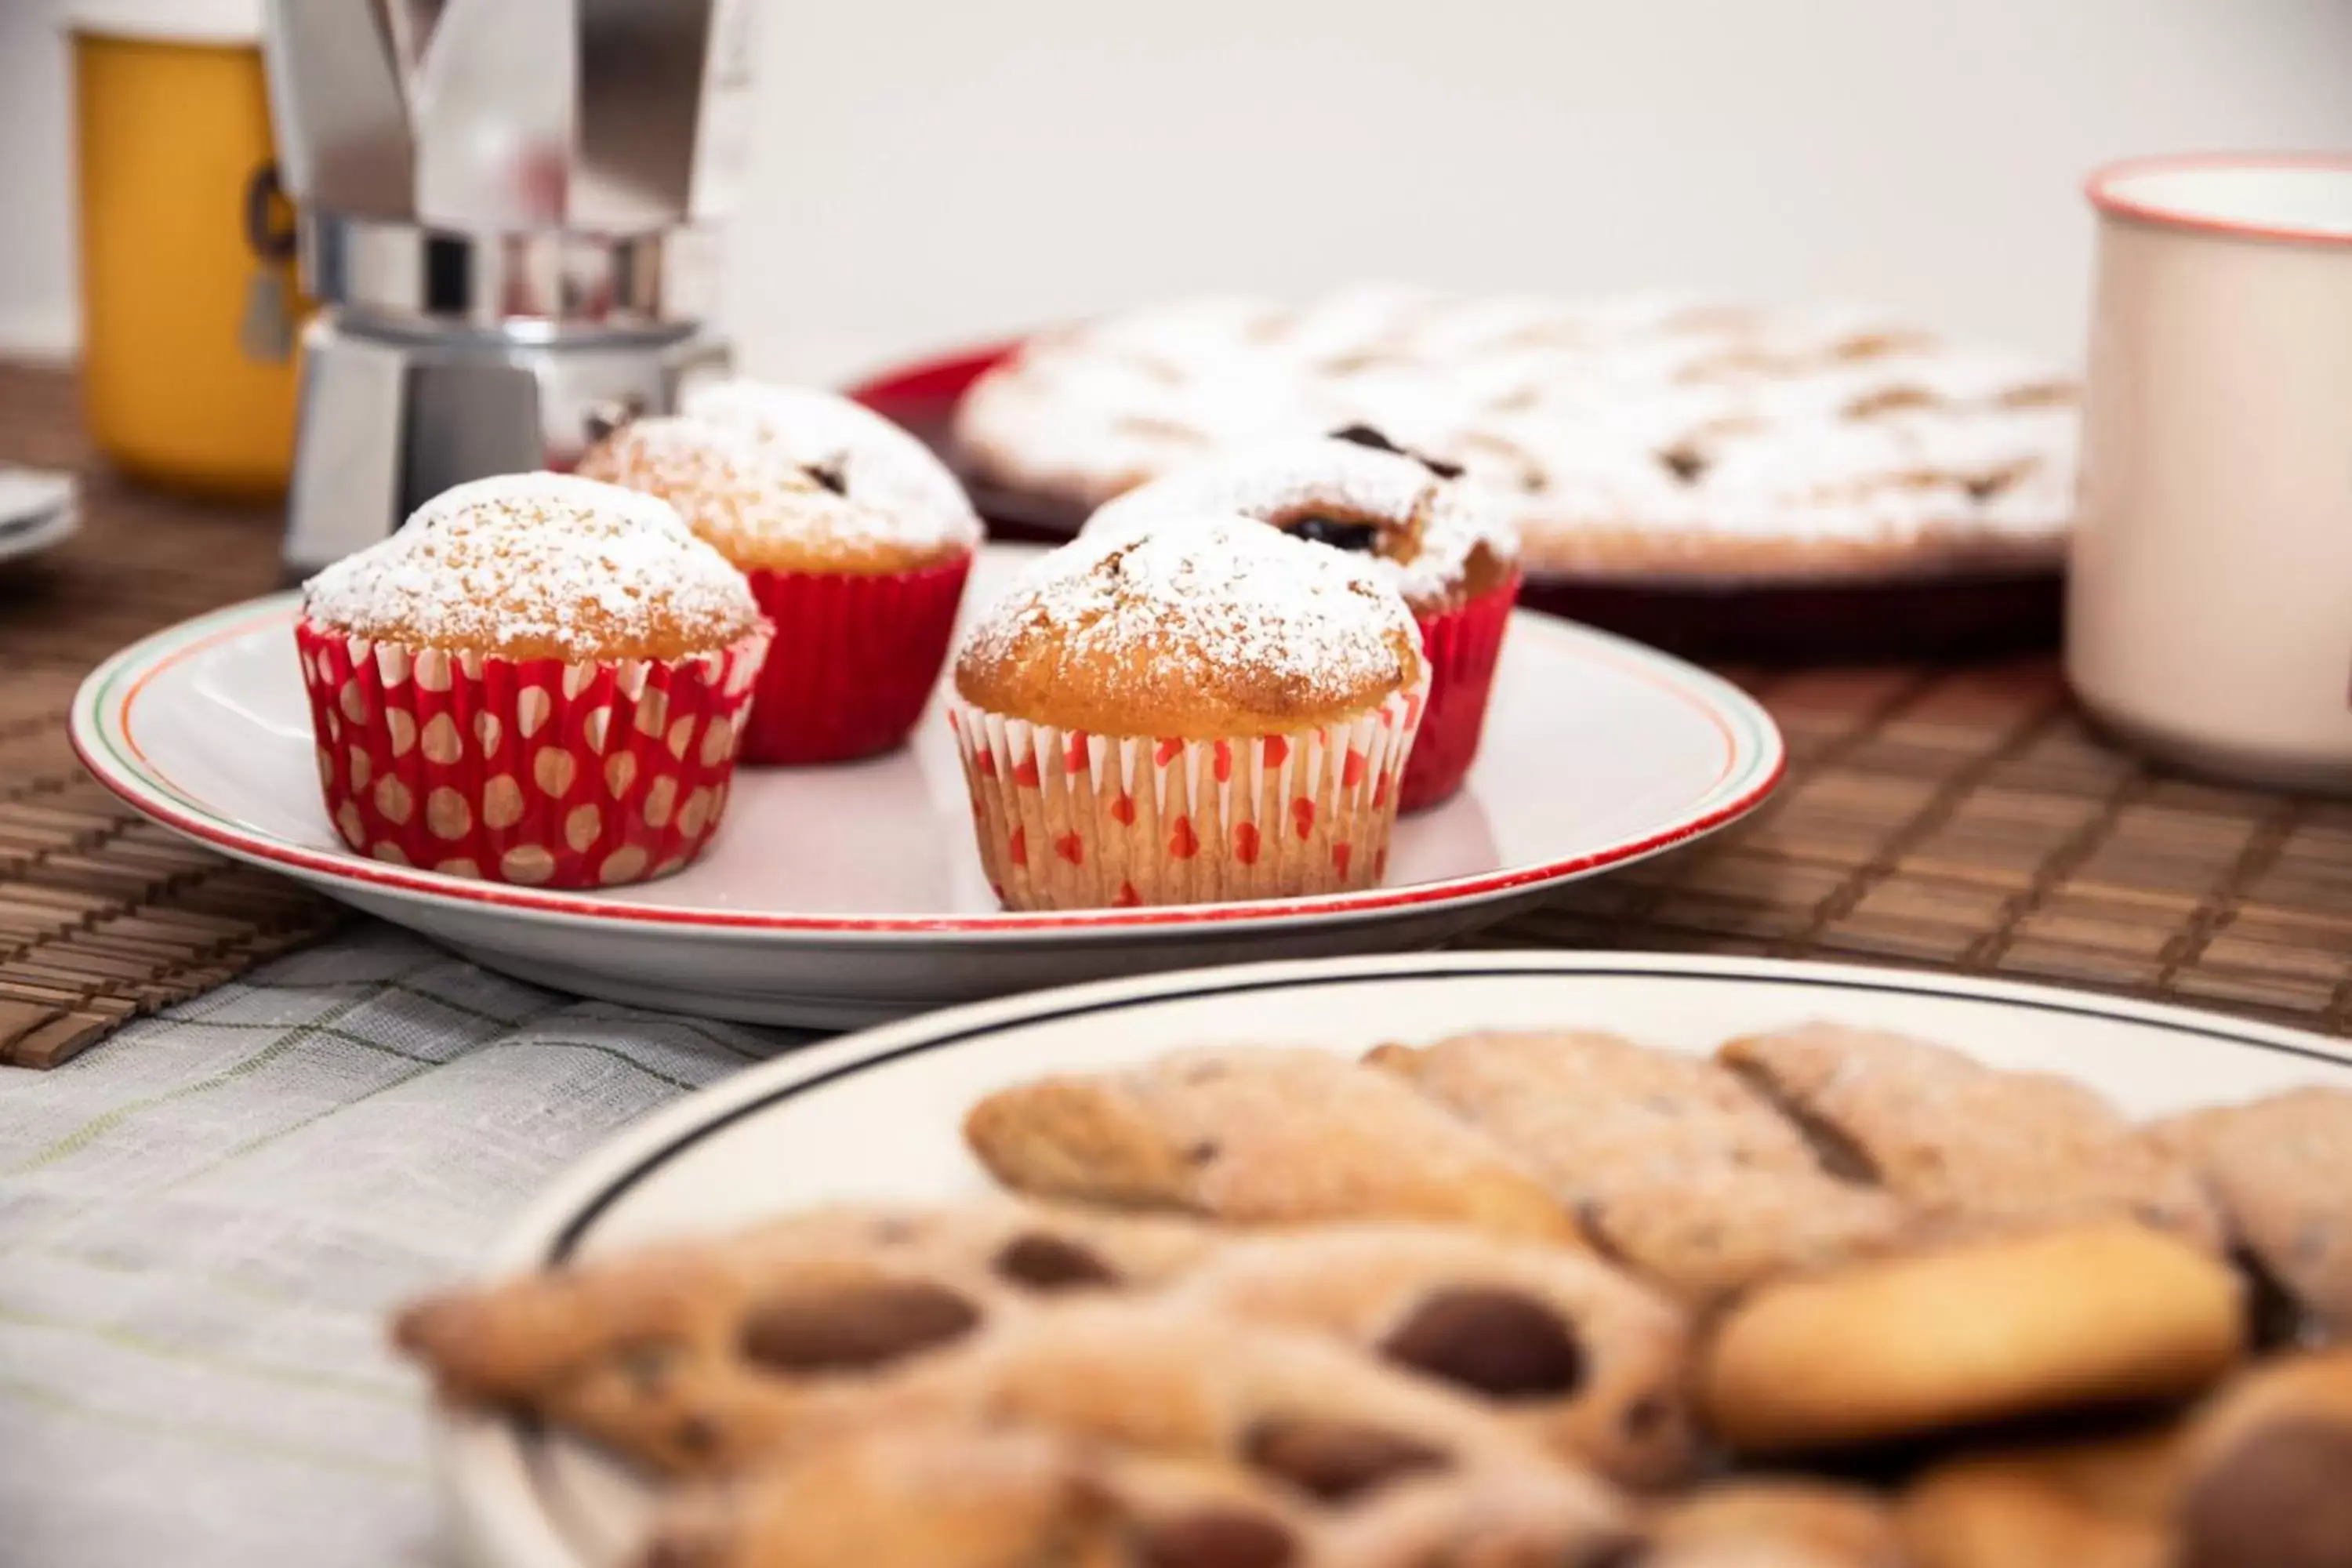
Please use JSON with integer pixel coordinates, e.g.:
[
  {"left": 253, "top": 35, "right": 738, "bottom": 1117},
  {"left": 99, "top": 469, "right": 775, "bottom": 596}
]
[
  {"left": 260, "top": 0, "right": 758, "bottom": 579},
  {"left": 280, "top": 316, "right": 728, "bottom": 579}
]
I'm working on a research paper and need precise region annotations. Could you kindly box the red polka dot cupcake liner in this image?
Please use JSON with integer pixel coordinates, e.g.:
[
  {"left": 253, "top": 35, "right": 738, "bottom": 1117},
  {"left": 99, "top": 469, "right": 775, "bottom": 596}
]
[
  {"left": 737, "top": 554, "right": 974, "bottom": 766},
  {"left": 296, "top": 619, "right": 771, "bottom": 889},
  {"left": 949, "top": 677, "right": 1428, "bottom": 911},
  {"left": 1399, "top": 570, "right": 1521, "bottom": 813}
]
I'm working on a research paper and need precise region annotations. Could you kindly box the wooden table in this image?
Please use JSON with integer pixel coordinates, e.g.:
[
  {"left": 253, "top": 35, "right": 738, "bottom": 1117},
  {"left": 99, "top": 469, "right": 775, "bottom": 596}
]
[
  {"left": 5, "top": 361, "right": 2347, "bottom": 1069},
  {"left": 0, "top": 366, "right": 340, "bottom": 1066}
]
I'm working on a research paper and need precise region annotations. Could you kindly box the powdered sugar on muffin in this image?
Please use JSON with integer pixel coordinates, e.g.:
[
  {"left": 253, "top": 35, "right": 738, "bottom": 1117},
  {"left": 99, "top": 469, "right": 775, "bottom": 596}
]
[
  {"left": 683, "top": 379, "right": 982, "bottom": 555},
  {"left": 1084, "top": 434, "right": 1518, "bottom": 611},
  {"left": 956, "top": 519, "right": 1422, "bottom": 737},
  {"left": 578, "top": 415, "right": 967, "bottom": 575},
  {"left": 302, "top": 472, "right": 763, "bottom": 662}
]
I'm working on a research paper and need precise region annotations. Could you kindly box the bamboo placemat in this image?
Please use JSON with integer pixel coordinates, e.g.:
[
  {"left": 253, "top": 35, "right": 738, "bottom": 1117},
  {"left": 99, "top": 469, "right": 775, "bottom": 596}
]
[
  {"left": 1490, "top": 663, "right": 2352, "bottom": 1032},
  {"left": 0, "top": 365, "right": 343, "bottom": 1068},
  {"left": 2, "top": 361, "right": 2345, "bottom": 1070}
]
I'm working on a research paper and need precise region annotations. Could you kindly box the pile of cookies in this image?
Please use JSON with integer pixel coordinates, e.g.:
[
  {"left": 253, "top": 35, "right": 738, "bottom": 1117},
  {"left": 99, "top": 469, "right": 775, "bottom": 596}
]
[
  {"left": 953, "top": 286, "right": 2080, "bottom": 584},
  {"left": 395, "top": 1026, "right": 2352, "bottom": 1567}
]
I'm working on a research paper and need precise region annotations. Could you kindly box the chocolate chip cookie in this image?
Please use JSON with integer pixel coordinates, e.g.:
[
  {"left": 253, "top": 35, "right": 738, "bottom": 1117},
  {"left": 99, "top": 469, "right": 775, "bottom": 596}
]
[
  {"left": 1366, "top": 1031, "right": 1908, "bottom": 1300},
  {"left": 757, "top": 1200, "right": 1224, "bottom": 1294},
  {"left": 1175, "top": 1223, "right": 1697, "bottom": 1486},
  {"left": 2153, "top": 1087, "right": 2352, "bottom": 1341},
  {"left": 1719, "top": 1024, "right": 2223, "bottom": 1250},
  {"left": 634, "top": 1423, "right": 1131, "bottom": 1568},
  {"left": 963, "top": 1047, "right": 1578, "bottom": 1243},
  {"left": 840, "top": 1298, "right": 1629, "bottom": 1523},
  {"left": 394, "top": 1200, "right": 1208, "bottom": 1475},
  {"left": 640, "top": 1421, "right": 1639, "bottom": 1568}
]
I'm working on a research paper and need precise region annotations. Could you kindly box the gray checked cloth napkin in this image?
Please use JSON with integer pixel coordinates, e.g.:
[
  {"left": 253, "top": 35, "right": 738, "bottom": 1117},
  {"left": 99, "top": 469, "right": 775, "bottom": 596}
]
[{"left": 0, "top": 924, "right": 811, "bottom": 1568}]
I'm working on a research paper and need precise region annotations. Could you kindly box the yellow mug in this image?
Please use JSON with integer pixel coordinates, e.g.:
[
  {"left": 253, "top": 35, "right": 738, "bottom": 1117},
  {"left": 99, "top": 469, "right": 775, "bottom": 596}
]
[{"left": 73, "top": 3, "right": 303, "bottom": 501}]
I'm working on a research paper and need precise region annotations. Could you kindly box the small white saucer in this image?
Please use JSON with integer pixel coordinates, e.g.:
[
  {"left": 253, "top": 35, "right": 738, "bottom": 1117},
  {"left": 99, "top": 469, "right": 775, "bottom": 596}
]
[{"left": 0, "top": 468, "right": 78, "bottom": 565}]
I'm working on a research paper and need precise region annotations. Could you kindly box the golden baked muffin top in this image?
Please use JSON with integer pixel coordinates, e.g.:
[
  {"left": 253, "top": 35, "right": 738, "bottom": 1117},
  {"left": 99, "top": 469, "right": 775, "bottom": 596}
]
[
  {"left": 679, "top": 379, "right": 983, "bottom": 572},
  {"left": 300, "top": 473, "right": 764, "bottom": 663},
  {"left": 955, "top": 520, "right": 1423, "bottom": 738},
  {"left": 578, "top": 414, "right": 975, "bottom": 577},
  {"left": 1084, "top": 426, "right": 1519, "bottom": 612}
]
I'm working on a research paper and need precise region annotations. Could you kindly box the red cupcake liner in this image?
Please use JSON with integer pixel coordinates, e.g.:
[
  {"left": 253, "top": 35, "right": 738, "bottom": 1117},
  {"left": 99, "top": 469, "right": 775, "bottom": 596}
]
[
  {"left": 296, "top": 619, "right": 770, "bottom": 889},
  {"left": 737, "top": 553, "right": 974, "bottom": 765},
  {"left": 949, "top": 677, "right": 1427, "bottom": 911},
  {"left": 1399, "top": 572, "right": 1521, "bottom": 813}
]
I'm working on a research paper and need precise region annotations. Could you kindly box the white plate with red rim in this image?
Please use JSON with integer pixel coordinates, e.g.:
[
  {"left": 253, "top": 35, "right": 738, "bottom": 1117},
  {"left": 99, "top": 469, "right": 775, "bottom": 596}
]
[
  {"left": 428, "top": 949, "right": 2352, "bottom": 1568},
  {"left": 70, "top": 545, "right": 1784, "bottom": 1029}
]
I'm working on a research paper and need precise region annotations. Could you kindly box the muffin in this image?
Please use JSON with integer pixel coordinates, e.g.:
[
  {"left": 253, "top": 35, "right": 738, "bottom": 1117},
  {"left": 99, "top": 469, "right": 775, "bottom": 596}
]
[
  {"left": 580, "top": 383, "right": 982, "bottom": 764},
  {"left": 949, "top": 519, "right": 1427, "bottom": 910},
  {"left": 673, "top": 385, "right": 983, "bottom": 766},
  {"left": 1086, "top": 426, "right": 1519, "bottom": 811},
  {"left": 296, "top": 474, "right": 771, "bottom": 888}
]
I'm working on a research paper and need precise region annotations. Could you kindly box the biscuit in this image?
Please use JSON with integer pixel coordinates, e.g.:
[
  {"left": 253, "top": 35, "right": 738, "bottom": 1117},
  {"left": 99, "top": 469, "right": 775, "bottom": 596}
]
[
  {"left": 2174, "top": 1350, "right": 2352, "bottom": 1568},
  {"left": 1718, "top": 1024, "right": 2223, "bottom": 1249},
  {"left": 1174, "top": 1223, "right": 1697, "bottom": 1486},
  {"left": 1899, "top": 1467, "right": 2166, "bottom": 1568},
  {"left": 1930, "top": 1421, "right": 2182, "bottom": 1522},
  {"left": 1698, "top": 1224, "right": 2245, "bottom": 1454},
  {"left": 1649, "top": 1479, "right": 1907, "bottom": 1567},
  {"left": 963, "top": 1047, "right": 1577, "bottom": 1243},
  {"left": 2153, "top": 1087, "right": 2352, "bottom": 1340},
  {"left": 1366, "top": 1032, "right": 1907, "bottom": 1300},
  {"left": 392, "top": 1200, "right": 1210, "bottom": 1475},
  {"left": 1896, "top": 1421, "right": 2180, "bottom": 1568}
]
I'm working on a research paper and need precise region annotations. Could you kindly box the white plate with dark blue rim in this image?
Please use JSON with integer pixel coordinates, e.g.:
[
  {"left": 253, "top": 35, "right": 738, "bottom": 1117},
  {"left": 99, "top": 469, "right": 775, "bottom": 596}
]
[
  {"left": 71, "top": 545, "right": 1783, "bottom": 1030},
  {"left": 425, "top": 949, "right": 2352, "bottom": 1568}
]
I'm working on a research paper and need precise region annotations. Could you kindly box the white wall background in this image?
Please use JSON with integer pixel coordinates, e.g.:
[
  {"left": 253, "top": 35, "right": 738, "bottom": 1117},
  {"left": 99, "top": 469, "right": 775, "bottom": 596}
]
[
  {"left": 0, "top": 0, "right": 79, "bottom": 357},
  {"left": 5, "top": 0, "right": 2350, "bottom": 379}
]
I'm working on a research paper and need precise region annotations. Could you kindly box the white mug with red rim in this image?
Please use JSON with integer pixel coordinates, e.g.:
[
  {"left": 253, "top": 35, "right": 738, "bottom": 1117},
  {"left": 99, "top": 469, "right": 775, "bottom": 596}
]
[{"left": 2071, "top": 154, "right": 2352, "bottom": 789}]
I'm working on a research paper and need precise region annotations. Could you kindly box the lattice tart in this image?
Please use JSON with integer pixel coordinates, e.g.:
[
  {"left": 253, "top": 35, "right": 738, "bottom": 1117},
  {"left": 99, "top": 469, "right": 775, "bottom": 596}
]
[{"left": 953, "top": 285, "right": 2079, "bottom": 585}]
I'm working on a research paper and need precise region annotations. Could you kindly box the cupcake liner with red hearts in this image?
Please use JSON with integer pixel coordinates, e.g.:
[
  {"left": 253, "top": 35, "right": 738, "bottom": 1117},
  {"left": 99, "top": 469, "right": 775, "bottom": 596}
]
[
  {"left": 738, "top": 553, "right": 973, "bottom": 765},
  {"left": 949, "top": 677, "right": 1428, "bottom": 911},
  {"left": 296, "top": 619, "right": 770, "bottom": 889},
  {"left": 1399, "top": 571, "right": 1520, "bottom": 814}
]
